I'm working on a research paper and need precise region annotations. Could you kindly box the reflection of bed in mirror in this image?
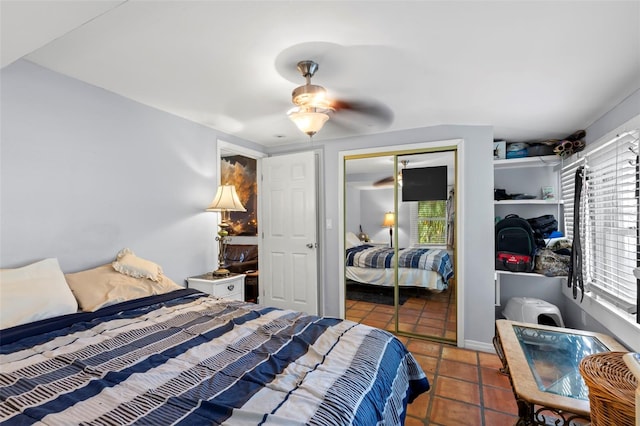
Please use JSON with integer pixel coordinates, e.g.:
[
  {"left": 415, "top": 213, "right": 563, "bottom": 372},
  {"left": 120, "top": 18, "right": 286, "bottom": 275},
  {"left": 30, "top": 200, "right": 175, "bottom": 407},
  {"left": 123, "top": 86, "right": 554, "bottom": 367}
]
[{"left": 345, "top": 238, "right": 454, "bottom": 292}]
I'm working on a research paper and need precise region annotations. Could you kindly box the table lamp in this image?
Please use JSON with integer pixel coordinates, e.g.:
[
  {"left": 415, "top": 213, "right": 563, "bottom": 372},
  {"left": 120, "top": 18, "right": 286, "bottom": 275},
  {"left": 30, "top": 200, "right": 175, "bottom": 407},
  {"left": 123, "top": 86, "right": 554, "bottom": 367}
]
[
  {"left": 206, "top": 185, "right": 246, "bottom": 276},
  {"left": 382, "top": 211, "right": 395, "bottom": 248}
]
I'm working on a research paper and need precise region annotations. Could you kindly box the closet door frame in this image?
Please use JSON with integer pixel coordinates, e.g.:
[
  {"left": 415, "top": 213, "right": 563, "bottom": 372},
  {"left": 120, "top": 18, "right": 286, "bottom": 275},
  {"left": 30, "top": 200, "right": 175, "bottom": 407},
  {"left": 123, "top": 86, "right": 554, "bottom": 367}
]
[{"left": 339, "top": 139, "right": 464, "bottom": 346}]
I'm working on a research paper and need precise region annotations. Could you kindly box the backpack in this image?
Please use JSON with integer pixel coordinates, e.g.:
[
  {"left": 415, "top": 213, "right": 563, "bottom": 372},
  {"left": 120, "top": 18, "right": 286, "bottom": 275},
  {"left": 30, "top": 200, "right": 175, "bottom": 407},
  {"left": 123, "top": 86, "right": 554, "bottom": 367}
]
[{"left": 495, "top": 214, "right": 537, "bottom": 272}]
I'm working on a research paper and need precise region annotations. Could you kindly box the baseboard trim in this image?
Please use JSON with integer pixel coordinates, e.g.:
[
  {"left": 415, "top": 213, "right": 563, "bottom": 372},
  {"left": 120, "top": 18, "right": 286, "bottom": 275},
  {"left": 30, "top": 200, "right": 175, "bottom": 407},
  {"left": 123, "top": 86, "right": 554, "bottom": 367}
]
[{"left": 464, "top": 339, "right": 495, "bottom": 353}]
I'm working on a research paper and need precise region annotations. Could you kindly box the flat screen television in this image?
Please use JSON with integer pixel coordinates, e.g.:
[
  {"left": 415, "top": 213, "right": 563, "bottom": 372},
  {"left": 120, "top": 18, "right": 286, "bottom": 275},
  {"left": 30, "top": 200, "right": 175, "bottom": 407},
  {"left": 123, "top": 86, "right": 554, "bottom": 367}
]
[{"left": 401, "top": 166, "right": 448, "bottom": 201}]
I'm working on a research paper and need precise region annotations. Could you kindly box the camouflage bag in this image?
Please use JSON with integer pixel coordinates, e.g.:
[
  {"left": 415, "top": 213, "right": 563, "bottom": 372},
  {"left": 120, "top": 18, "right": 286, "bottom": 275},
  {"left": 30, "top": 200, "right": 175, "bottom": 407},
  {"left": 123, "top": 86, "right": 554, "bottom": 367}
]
[{"left": 534, "top": 248, "right": 570, "bottom": 277}]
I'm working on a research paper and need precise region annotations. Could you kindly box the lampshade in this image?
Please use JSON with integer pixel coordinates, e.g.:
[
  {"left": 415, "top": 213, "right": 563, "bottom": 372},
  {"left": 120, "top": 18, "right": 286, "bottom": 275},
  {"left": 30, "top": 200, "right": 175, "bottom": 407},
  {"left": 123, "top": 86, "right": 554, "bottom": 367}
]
[
  {"left": 288, "top": 108, "right": 330, "bottom": 137},
  {"left": 382, "top": 212, "right": 395, "bottom": 227},
  {"left": 206, "top": 185, "right": 246, "bottom": 212}
]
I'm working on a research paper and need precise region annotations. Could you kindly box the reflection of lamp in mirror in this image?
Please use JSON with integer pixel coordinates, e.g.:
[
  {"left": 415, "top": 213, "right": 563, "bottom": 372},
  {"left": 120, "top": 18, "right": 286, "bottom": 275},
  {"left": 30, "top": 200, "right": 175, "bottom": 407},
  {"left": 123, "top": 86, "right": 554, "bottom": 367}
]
[
  {"left": 206, "top": 185, "right": 246, "bottom": 276},
  {"left": 382, "top": 211, "right": 395, "bottom": 248}
]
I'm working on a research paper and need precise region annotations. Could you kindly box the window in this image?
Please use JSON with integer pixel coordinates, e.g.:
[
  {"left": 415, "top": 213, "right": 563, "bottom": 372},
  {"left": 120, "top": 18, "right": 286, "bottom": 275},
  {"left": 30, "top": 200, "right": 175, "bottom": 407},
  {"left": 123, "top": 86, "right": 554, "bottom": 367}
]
[
  {"left": 417, "top": 200, "right": 447, "bottom": 244},
  {"left": 561, "top": 129, "right": 639, "bottom": 320}
]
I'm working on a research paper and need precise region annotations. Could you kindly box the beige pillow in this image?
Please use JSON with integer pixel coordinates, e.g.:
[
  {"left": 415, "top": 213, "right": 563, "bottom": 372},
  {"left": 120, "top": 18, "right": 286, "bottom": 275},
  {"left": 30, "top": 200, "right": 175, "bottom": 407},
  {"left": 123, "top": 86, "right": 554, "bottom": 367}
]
[
  {"left": 112, "top": 248, "right": 163, "bottom": 282},
  {"left": 65, "top": 264, "right": 182, "bottom": 312},
  {"left": 0, "top": 258, "right": 78, "bottom": 329}
]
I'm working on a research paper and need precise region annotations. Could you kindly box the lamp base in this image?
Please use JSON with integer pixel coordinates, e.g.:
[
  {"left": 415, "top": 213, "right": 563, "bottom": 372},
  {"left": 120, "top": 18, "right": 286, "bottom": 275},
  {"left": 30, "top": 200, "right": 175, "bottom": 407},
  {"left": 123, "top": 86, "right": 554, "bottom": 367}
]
[{"left": 212, "top": 267, "right": 230, "bottom": 276}]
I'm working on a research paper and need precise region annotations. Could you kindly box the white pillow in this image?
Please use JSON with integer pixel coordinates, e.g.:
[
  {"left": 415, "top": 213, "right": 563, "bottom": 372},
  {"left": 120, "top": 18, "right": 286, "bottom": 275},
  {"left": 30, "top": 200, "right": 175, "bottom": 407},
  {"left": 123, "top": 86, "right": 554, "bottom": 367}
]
[
  {"left": 0, "top": 258, "right": 78, "bottom": 329},
  {"left": 346, "top": 232, "right": 363, "bottom": 249},
  {"left": 112, "top": 248, "right": 163, "bottom": 282}
]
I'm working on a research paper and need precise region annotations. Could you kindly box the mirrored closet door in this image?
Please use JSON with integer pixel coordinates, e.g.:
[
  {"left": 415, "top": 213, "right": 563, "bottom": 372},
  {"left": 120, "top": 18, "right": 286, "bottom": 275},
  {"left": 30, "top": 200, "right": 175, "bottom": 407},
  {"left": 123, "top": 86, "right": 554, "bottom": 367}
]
[{"left": 344, "top": 148, "right": 457, "bottom": 343}]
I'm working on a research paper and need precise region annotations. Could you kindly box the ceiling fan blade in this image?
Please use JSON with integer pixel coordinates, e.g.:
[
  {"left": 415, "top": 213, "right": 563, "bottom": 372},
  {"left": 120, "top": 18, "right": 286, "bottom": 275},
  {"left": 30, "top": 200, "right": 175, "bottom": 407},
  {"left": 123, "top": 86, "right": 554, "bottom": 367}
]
[
  {"left": 373, "top": 176, "right": 395, "bottom": 187},
  {"left": 332, "top": 99, "right": 394, "bottom": 127}
]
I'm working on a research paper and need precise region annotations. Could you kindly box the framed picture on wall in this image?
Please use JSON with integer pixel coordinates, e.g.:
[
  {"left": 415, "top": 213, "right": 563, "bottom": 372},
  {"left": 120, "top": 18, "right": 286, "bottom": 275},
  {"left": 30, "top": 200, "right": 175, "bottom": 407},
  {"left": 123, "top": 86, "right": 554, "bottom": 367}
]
[{"left": 221, "top": 155, "right": 258, "bottom": 236}]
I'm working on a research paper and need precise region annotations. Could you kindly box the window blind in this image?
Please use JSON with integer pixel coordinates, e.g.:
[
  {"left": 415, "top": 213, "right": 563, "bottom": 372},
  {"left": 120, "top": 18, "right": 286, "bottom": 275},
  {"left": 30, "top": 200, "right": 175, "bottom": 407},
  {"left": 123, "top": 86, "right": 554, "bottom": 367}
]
[
  {"left": 562, "top": 130, "right": 639, "bottom": 314},
  {"left": 417, "top": 200, "right": 447, "bottom": 245}
]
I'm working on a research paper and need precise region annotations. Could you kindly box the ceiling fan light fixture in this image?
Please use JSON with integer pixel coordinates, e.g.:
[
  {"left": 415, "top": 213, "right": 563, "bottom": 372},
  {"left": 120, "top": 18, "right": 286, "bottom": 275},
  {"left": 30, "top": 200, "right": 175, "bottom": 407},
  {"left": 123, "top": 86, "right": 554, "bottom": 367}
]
[
  {"left": 288, "top": 60, "right": 335, "bottom": 138},
  {"left": 288, "top": 107, "right": 330, "bottom": 138}
]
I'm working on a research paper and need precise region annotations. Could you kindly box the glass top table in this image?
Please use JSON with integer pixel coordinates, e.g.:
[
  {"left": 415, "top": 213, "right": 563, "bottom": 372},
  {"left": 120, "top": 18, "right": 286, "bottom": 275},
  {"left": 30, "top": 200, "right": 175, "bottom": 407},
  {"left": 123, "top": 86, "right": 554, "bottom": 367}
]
[
  {"left": 513, "top": 324, "right": 609, "bottom": 400},
  {"left": 494, "top": 320, "right": 627, "bottom": 425}
]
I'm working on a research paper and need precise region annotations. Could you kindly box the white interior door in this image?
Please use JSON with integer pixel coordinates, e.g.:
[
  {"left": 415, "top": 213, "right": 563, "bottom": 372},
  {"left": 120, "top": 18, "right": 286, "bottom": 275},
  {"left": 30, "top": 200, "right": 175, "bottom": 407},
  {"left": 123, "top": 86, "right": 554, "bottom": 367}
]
[{"left": 261, "top": 151, "right": 318, "bottom": 315}]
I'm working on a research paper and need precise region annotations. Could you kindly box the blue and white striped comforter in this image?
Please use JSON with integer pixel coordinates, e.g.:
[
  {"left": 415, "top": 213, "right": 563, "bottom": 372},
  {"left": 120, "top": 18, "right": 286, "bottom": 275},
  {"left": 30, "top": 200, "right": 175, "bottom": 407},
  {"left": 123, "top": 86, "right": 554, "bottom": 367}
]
[
  {"left": 346, "top": 245, "right": 454, "bottom": 284},
  {"left": 0, "top": 290, "right": 429, "bottom": 425}
]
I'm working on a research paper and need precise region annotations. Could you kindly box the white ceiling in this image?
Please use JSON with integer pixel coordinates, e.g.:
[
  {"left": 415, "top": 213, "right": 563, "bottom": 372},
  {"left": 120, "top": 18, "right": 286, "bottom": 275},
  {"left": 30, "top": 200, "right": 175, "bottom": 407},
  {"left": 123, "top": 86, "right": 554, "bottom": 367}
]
[{"left": 2, "top": 1, "right": 639, "bottom": 147}]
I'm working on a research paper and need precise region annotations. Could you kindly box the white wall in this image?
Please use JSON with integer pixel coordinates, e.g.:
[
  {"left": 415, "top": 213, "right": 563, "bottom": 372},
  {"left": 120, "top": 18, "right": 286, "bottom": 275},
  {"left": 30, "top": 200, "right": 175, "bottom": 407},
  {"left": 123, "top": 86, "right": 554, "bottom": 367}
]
[
  {"left": 345, "top": 185, "right": 361, "bottom": 236},
  {"left": 0, "top": 60, "right": 264, "bottom": 282},
  {"left": 584, "top": 89, "right": 640, "bottom": 145},
  {"left": 358, "top": 187, "right": 410, "bottom": 248}
]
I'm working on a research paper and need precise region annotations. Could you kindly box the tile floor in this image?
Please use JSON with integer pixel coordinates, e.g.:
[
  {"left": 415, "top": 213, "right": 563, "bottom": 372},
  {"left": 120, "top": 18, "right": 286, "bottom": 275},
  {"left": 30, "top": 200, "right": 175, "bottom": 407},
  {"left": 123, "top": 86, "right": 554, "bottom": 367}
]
[
  {"left": 399, "top": 337, "right": 519, "bottom": 426},
  {"left": 346, "top": 299, "right": 520, "bottom": 425},
  {"left": 346, "top": 284, "right": 456, "bottom": 339}
]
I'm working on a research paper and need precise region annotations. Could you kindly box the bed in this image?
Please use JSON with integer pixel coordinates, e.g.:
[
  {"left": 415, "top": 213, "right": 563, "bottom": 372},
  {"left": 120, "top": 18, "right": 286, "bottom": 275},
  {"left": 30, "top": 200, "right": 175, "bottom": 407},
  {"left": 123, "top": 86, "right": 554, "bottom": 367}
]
[
  {"left": 345, "top": 243, "right": 453, "bottom": 292},
  {"left": 0, "top": 254, "right": 430, "bottom": 425}
]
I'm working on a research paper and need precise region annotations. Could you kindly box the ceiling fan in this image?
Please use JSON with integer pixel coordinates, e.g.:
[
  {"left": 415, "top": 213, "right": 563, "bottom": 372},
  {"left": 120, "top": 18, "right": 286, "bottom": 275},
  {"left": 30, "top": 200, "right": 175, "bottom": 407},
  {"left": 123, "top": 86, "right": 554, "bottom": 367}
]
[
  {"left": 287, "top": 60, "right": 393, "bottom": 138},
  {"left": 373, "top": 160, "right": 409, "bottom": 187}
]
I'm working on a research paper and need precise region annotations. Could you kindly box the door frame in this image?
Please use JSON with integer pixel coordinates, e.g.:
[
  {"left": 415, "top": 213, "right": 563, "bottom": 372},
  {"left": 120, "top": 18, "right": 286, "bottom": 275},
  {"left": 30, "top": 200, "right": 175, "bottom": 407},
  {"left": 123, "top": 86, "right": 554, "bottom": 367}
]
[
  {"left": 216, "top": 139, "right": 267, "bottom": 294},
  {"left": 220, "top": 142, "right": 325, "bottom": 313},
  {"left": 338, "top": 139, "right": 466, "bottom": 347}
]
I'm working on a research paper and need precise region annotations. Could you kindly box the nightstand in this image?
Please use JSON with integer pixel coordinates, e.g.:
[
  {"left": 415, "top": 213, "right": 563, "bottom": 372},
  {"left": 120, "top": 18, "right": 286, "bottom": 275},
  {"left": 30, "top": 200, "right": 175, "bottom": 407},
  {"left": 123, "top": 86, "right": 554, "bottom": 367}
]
[
  {"left": 187, "top": 273, "right": 245, "bottom": 301},
  {"left": 244, "top": 270, "right": 259, "bottom": 303}
]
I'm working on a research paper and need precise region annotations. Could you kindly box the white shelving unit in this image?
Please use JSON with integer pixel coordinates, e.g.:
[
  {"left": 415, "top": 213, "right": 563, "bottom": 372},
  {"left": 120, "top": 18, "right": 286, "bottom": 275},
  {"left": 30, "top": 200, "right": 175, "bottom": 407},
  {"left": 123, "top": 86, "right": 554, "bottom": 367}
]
[
  {"left": 495, "top": 199, "right": 563, "bottom": 205},
  {"left": 493, "top": 155, "right": 560, "bottom": 169},
  {"left": 493, "top": 155, "right": 565, "bottom": 307}
]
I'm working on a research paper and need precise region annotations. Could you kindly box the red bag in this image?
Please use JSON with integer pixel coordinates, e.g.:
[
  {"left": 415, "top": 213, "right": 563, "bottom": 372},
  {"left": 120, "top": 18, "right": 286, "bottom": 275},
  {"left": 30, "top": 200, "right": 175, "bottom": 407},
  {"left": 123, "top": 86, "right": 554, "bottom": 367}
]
[{"left": 496, "top": 252, "right": 533, "bottom": 272}]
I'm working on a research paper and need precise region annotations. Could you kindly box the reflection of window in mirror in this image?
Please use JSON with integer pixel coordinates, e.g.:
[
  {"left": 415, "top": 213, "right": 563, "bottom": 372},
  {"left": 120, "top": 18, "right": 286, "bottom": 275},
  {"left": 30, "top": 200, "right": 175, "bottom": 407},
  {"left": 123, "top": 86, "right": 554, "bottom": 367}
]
[
  {"left": 417, "top": 201, "right": 447, "bottom": 244},
  {"left": 399, "top": 152, "right": 455, "bottom": 250}
]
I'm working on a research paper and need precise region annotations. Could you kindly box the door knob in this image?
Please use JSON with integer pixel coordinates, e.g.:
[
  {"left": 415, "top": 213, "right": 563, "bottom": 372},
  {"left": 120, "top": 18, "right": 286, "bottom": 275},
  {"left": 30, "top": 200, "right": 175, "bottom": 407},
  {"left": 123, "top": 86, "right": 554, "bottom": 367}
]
[{"left": 306, "top": 243, "right": 314, "bottom": 248}]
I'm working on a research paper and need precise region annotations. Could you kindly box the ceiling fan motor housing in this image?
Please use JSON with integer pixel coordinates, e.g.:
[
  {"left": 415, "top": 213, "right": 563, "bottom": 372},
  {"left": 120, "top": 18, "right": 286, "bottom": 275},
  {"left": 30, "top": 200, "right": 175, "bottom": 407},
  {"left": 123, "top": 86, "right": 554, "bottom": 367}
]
[
  {"left": 291, "top": 60, "right": 334, "bottom": 111},
  {"left": 292, "top": 84, "right": 329, "bottom": 107}
]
